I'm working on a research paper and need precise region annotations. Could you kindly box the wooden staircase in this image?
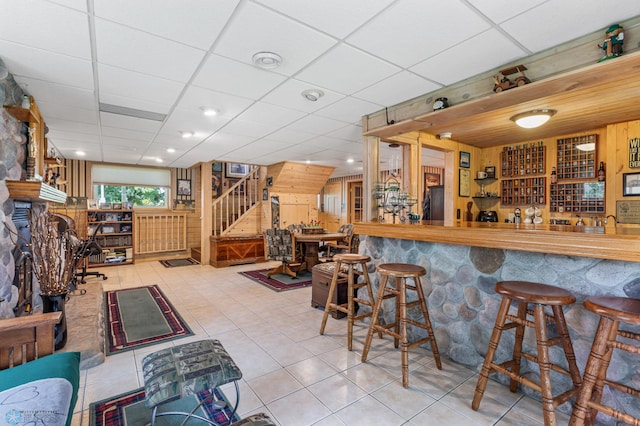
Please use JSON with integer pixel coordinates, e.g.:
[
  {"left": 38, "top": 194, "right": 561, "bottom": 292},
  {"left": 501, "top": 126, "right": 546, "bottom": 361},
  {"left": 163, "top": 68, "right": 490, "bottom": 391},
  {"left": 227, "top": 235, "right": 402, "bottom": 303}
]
[{"left": 212, "top": 166, "right": 260, "bottom": 236}]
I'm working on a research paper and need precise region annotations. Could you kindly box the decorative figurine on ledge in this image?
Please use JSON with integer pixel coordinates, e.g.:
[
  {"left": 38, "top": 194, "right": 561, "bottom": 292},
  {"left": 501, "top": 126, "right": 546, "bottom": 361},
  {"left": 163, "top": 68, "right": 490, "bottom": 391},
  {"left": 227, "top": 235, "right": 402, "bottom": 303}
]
[
  {"left": 493, "top": 65, "right": 530, "bottom": 93},
  {"left": 598, "top": 24, "right": 624, "bottom": 62}
]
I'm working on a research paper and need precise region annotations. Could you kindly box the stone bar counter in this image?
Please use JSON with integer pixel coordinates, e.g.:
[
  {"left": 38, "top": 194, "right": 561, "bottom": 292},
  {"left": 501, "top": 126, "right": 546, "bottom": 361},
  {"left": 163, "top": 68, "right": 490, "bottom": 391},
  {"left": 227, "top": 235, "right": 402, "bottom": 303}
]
[{"left": 353, "top": 221, "right": 640, "bottom": 419}]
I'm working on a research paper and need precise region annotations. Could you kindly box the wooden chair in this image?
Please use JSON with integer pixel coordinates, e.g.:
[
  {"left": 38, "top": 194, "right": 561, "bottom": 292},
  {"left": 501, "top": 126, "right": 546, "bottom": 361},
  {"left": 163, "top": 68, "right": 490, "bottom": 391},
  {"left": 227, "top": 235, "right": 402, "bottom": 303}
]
[
  {"left": 264, "top": 228, "right": 304, "bottom": 278},
  {"left": 326, "top": 224, "right": 355, "bottom": 257},
  {"left": 0, "top": 312, "right": 62, "bottom": 369}
]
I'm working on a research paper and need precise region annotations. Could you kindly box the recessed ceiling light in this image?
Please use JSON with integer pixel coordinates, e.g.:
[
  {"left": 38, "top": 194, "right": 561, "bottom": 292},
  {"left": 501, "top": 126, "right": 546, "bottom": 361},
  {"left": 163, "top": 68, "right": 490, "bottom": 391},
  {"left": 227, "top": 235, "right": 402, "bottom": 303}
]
[
  {"left": 510, "top": 109, "right": 557, "bottom": 128},
  {"left": 301, "top": 89, "right": 324, "bottom": 102},
  {"left": 166, "top": 148, "right": 176, "bottom": 153},
  {"left": 347, "top": 158, "right": 354, "bottom": 164},
  {"left": 200, "top": 107, "right": 219, "bottom": 116},
  {"left": 155, "top": 158, "right": 163, "bottom": 163},
  {"left": 180, "top": 131, "right": 193, "bottom": 138},
  {"left": 252, "top": 51, "right": 282, "bottom": 69},
  {"left": 75, "top": 151, "right": 85, "bottom": 156},
  {"left": 306, "top": 160, "right": 311, "bottom": 164}
]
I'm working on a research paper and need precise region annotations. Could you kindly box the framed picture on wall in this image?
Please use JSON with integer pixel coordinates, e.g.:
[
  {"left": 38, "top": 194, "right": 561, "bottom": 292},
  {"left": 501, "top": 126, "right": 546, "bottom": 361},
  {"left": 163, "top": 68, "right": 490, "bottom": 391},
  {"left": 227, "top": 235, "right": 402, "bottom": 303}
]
[
  {"left": 623, "top": 172, "right": 640, "bottom": 196},
  {"left": 212, "top": 162, "right": 223, "bottom": 172},
  {"left": 212, "top": 172, "right": 222, "bottom": 197},
  {"left": 460, "top": 151, "right": 470, "bottom": 168},
  {"left": 177, "top": 179, "right": 191, "bottom": 196},
  {"left": 226, "top": 163, "right": 249, "bottom": 178},
  {"left": 263, "top": 188, "right": 269, "bottom": 200},
  {"left": 459, "top": 169, "right": 471, "bottom": 197}
]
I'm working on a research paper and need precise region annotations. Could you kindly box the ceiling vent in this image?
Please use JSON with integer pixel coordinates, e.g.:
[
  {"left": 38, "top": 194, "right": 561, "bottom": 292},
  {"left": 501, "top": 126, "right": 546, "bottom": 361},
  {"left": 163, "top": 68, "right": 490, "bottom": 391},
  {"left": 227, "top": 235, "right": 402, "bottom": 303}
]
[{"left": 99, "top": 103, "right": 167, "bottom": 122}]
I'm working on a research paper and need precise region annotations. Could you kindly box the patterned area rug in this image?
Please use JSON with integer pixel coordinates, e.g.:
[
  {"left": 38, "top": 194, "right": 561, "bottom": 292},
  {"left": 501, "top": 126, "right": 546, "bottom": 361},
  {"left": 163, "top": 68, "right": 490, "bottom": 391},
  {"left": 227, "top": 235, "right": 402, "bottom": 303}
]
[
  {"left": 89, "top": 387, "right": 240, "bottom": 426},
  {"left": 239, "top": 268, "right": 312, "bottom": 292},
  {"left": 104, "top": 285, "right": 193, "bottom": 355},
  {"left": 159, "top": 257, "right": 200, "bottom": 267}
]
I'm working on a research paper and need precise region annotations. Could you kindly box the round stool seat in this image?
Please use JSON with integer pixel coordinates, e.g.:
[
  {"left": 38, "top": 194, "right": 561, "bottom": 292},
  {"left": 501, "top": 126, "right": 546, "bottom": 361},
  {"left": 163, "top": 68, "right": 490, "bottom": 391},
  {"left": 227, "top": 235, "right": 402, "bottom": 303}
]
[
  {"left": 584, "top": 296, "right": 640, "bottom": 325},
  {"left": 377, "top": 263, "right": 426, "bottom": 278},
  {"left": 495, "top": 281, "right": 575, "bottom": 305},
  {"left": 333, "top": 253, "right": 370, "bottom": 264}
]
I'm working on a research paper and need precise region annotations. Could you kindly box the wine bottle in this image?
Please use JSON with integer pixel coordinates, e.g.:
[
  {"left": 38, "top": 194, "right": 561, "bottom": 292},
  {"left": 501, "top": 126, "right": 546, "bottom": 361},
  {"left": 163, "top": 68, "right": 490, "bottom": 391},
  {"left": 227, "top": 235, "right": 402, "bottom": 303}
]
[{"left": 597, "top": 162, "right": 605, "bottom": 181}]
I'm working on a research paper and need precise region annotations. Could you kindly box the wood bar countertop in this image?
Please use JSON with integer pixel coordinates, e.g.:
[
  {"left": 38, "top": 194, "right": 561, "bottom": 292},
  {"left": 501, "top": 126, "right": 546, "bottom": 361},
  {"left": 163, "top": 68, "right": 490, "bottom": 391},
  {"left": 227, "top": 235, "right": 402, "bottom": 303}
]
[{"left": 354, "top": 221, "right": 640, "bottom": 263}]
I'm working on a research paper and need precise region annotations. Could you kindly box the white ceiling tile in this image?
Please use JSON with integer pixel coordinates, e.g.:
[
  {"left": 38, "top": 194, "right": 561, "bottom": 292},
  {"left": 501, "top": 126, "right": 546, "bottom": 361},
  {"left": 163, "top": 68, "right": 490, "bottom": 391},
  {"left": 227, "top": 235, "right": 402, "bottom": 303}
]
[
  {"left": 254, "top": 0, "right": 395, "bottom": 39},
  {"left": 14, "top": 77, "right": 95, "bottom": 109},
  {"left": 286, "top": 114, "right": 349, "bottom": 135},
  {"left": 48, "top": 0, "right": 87, "bottom": 12},
  {"left": 315, "top": 97, "right": 383, "bottom": 123},
  {"left": 500, "top": 0, "right": 640, "bottom": 53},
  {"left": 296, "top": 44, "right": 400, "bottom": 95},
  {"left": 354, "top": 71, "right": 441, "bottom": 107},
  {"left": 160, "top": 108, "right": 229, "bottom": 137},
  {"left": 0, "top": 41, "right": 94, "bottom": 89},
  {"left": 229, "top": 139, "right": 292, "bottom": 160},
  {"left": 347, "top": 0, "right": 490, "bottom": 68},
  {"left": 94, "top": 0, "right": 239, "bottom": 50},
  {"left": 95, "top": 19, "right": 205, "bottom": 82},
  {"left": 218, "top": 119, "right": 281, "bottom": 138},
  {"left": 98, "top": 64, "right": 185, "bottom": 107},
  {"left": 98, "top": 93, "right": 170, "bottom": 115},
  {"left": 37, "top": 101, "right": 97, "bottom": 125},
  {"left": 192, "top": 54, "right": 287, "bottom": 100},
  {"left": 300, "top": 135, "right": 355, "bottom": 151},
  {"left": 327, "top": 125, "right": 363, "bottom": 142},
  {"left": 100, "top": 136, "right": 150, "bottom": 151},
  {"left": 214, "top": 1, "right": 337, "bottom": 76},
  {"left": 467, "top": 0, "right": 547, "bottom": 24},
  {"left": 262, "top": 128, "right": 317, "bottom": 145},
  {"left": 261, "top": 79, "right": 345, "bottom": 113},
  {"left": 102, "top": 149, "right": 145, "bottom": 164},
  {"left": 177, "top": 86, "right": 254, "bottom": 120},
  {"left": 152, "top": 133, "right": 203, "bottom": 150},
  {"left": 0, "top": 0, "right": 90, "bottom": 59},
  {"left": 45, "top": 118, "right": 100, "bottom": 137},
  {"left": 100, "top": 126, "right": 155, "bottom": 142},
  {"left": 410, "top": 30, "right": 527, "bottom": 86},
  {"left": 99, "top": 112, "right": 163, "bottom": 133},
  {"left": 235, "top": 102, "right": 306, "bottom": 127}
]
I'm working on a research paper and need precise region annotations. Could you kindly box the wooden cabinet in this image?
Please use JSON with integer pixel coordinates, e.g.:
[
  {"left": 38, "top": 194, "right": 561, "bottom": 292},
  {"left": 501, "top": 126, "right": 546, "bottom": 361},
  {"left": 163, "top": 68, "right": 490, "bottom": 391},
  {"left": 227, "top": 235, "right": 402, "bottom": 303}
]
[
  {"left": 86, "top": 210, "right": 134, "bottom": 267},
  {"left": 501, "top": 177, "right": 547, "bottom": 206},
  {"left": 209, "top": 234, "right": 265, "bottom": 267},
  {"left": 550, "top": 182, "right": 605, "bottom": 213}
]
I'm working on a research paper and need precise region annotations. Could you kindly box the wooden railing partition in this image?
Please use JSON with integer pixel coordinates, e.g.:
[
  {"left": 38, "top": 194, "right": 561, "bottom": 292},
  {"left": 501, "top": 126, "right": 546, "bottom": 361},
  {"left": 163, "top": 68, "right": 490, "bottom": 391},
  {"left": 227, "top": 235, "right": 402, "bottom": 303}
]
[
  {"left": 212, "top": 167, "right": 260, "bottom": 236},
  {"left": 135, "top": 212, "right": 187, "bottom": 254}
]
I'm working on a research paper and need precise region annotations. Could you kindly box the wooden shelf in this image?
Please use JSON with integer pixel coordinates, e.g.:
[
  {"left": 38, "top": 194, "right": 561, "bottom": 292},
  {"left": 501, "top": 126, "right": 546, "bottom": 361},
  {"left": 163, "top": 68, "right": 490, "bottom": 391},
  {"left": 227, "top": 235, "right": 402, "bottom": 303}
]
[
  {"left": 2, "top": 105, "right": 39, "bottom": 123},
  {"left": 6, "top": 180, "right": 67, "bottom": 203}
]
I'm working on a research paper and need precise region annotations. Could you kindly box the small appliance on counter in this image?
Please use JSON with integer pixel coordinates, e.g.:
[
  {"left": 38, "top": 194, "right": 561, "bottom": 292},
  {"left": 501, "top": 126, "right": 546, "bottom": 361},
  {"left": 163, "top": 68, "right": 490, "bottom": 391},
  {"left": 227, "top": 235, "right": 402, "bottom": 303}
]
[{"left": 477, "top": 210, "right": 498, "bottom": 222}]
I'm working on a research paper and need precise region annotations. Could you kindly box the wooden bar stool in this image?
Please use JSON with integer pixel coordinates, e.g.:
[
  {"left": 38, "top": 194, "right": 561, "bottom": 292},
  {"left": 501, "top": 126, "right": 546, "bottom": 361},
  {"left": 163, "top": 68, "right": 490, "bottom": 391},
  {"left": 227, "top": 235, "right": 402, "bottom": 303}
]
[
  {"left": 569, "top": 296, "right": 640, "bottom": 426},
  {"left": 319, "top": 253, "right": 380, "bottom": 351},
  {"left": 361, "top": 263, "right": 442, "bottom": 388},
  {"left": 472, "top": 281, "right": 582, "bottom": 426}
]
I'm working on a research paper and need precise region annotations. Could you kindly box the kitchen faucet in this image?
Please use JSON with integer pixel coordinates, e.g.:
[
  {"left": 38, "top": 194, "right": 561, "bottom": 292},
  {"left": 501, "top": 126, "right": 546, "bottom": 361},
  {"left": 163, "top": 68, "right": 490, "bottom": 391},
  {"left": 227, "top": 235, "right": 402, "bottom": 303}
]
[{"left": 605, "top": 215, "right": 617, "bottom": 225}]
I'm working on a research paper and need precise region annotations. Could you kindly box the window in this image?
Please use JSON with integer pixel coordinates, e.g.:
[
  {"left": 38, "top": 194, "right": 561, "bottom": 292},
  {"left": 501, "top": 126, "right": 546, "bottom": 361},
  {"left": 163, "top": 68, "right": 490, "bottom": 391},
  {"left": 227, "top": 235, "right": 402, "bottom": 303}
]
[{"left": 92, "top": 164, "right": 171, "bottom": 208}]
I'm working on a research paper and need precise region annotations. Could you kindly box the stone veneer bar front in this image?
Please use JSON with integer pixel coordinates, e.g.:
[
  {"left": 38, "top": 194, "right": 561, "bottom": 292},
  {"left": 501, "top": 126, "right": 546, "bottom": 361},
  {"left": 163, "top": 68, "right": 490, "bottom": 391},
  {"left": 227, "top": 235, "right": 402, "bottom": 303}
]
[{"left": 354, "top": 222, "right": 640, "bottom": 419}]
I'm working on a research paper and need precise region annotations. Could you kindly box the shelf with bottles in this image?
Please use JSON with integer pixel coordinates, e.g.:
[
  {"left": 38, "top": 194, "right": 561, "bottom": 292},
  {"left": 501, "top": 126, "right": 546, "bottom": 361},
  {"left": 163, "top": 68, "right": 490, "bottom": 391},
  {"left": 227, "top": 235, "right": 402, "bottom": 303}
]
[
  {"left": 549, "top": 181, "right": 605, "bottom": 213},
  {"left": 500, "top": 142, "right": 546, "bottom": 178},
  {"left": 556, "top": 135, "right": 597, "bottom": 180},
  {"left": 500, "top": 177, "right": 546, "bottom": 206}
]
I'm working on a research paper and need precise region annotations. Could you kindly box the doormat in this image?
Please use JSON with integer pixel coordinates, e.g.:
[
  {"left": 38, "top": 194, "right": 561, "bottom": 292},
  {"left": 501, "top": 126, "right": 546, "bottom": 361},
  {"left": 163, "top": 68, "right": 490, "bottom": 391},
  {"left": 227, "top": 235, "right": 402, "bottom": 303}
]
[
  {"left": 239, "top": 268, "right": 312, "bottom": 292},
  {"left": 159, "top": 257, "right": 200, "bottom": 267},
  {"left": 104, "top": 285, "right": 193, "bottom": 355},
  {"left": 89, "top": 387, "right": 240, "bottom": 426}
]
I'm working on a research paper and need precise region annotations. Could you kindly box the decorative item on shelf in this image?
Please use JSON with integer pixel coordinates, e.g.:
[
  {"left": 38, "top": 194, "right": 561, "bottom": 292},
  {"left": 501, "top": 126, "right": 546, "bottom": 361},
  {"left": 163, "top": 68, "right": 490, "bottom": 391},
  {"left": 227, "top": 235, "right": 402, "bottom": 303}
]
[
  {"left": 597, "top": 162, "right": 606, "bottom": 181},
  {"left": 598, "top": 24, "right": 624, "bottom": 62},
  {"left": 372, "top": 179, "right": 417, "bottom": 224},
  {"left": 484, "top": 166, "right": 496, "bottom": 179},
  {"left": 493, "top": 65, "right": 530, "bottom": 92},
  {"left": 21, "top": 94, "right": 31, "bottom": 109},
  {"left": 551, "top": 167, "right": 557, "bottom": 184},
  {"left": 433, "top": 97, "right": 448, "bottom": 111}
]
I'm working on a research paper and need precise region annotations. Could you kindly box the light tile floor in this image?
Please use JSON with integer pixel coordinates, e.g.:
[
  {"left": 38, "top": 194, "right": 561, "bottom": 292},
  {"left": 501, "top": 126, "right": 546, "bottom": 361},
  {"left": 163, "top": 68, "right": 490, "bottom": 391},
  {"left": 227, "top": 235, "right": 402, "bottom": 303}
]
[{"left": 71, "top": 260, "right": 571, "bottom": 426}]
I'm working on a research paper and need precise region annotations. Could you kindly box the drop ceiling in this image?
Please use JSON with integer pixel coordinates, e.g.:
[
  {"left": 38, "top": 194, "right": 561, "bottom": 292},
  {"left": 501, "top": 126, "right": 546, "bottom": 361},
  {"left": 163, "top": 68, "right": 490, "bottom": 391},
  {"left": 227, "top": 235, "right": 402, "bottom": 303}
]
[{"left": 1, "top": 0, "right": 638, "bottom": 177}]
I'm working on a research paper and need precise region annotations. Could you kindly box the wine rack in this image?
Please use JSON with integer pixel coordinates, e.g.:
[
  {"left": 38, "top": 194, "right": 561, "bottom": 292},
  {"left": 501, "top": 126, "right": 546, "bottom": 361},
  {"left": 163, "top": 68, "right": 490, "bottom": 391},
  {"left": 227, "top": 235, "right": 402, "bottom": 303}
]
[
  {"left": 556, "top": 135, "right": 597, "bottom": 180},
  {"left": 549, "top": 182, "right": 605, "bottom": 213},
  {"left": 501, "top": 143, "right": 546, "bottom": 177},
  {"left": 501, "top": 177, "right": 546, "bottom": 206}
]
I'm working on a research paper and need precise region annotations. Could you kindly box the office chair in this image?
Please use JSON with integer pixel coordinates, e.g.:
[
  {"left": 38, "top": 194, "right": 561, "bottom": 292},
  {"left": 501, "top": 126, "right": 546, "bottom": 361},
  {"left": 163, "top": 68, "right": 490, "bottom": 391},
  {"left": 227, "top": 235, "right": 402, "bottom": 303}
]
[{"left": 75, "top": 222, "right": 108, "bottom": 284}]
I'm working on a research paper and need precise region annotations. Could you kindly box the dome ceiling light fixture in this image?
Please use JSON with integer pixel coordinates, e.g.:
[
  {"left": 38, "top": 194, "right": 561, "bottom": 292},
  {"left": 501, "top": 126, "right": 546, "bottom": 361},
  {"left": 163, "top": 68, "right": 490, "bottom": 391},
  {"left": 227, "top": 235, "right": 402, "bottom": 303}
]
[
  {"left": 252, "top": 51, "right": 282, "bottom": 69},
  {"left": 301, "top": 89, "right": 324, "bottom": 102},
  {"left": 510, "top": 109, "right": 557, "bottom": 129}
]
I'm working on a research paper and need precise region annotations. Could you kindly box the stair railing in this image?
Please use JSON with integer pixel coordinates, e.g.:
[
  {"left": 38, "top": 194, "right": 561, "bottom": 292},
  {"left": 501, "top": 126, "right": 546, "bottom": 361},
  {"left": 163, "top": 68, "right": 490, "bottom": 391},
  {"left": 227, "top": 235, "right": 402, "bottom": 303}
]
[{"left": 212, "top": 166, "right": 260, "bottom": 236}]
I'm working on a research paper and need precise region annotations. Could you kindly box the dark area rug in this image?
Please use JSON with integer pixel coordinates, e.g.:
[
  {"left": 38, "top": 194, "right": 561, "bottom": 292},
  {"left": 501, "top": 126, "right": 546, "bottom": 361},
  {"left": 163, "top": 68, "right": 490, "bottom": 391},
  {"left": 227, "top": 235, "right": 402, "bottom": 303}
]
[
  {"left": 104, "top": 285, "right": 193, "bottom": 355},
  {"left": 160, "top": 257, "right": 200, "bottom": 267},
  {"left": 239, "top": 268, "right": 312, "bottom": 292},
  {"left": 90, "top": 387, "right": 240, "bottom": 426}
]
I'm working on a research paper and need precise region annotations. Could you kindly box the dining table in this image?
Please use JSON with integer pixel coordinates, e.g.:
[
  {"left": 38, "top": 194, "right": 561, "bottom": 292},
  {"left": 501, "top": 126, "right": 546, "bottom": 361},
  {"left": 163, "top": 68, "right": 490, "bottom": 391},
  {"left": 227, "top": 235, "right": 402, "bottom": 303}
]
[{"left": 293, "top": 231, "right": 347, "bottom": 272}]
